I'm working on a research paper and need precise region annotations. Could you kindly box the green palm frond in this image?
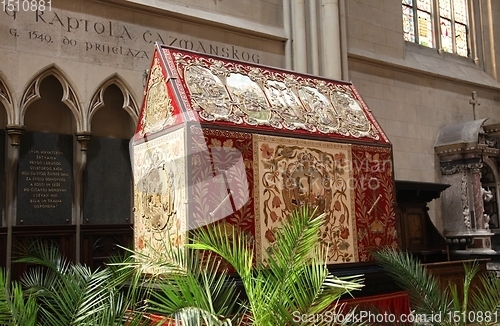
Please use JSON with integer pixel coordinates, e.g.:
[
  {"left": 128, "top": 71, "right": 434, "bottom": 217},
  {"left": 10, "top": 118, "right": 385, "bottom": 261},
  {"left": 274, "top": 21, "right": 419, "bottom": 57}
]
[
  {"left": 262, "top": 207, "right": 363, "bottom": 318},
  {"left": 189, "top": 206, "right": 364, "bottom": 326},
  {"left": 126, "top": 234, "right": 189, "bottom": 277},
  {"left": 106, "top": 252, "right": 152, "bottom": 319},
  {"left": 13, "top": 241, "right": 140, "bottom": 326},
  {"left": 147, "top": 251, "right": 242, "bottom": 325},
  {"left": 373, "top": 248, "right": 450, "bottom": 318},
  {"left": 15, "top": 239, "right": 71, "bottom": 275},
  {"left": 188, "top": 222, "right": 254, "bottom": 282},
  {"left": 374, "top": 249, "right": 500, "bottom": 326},
  {"left": 470, "top": 271, "right": 500, "bottom": 324},
  {"left": 459, "top": 261, "right": 479, "bottom": 323},
  {"left": 263, "top": 206, "right": 324, "bottom": 274},
  {"left": 35, "top": 265, "right": 115, "bottom": 326},
  {"left": 0, "top": 269, "right": 38, "bottom": 326}
]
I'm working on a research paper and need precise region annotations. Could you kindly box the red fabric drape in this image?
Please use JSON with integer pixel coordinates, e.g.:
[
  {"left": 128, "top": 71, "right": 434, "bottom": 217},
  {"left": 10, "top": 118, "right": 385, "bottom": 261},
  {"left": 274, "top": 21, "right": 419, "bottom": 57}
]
[{"left": 338, "top": 291, "right": 411, "bottom": 325}]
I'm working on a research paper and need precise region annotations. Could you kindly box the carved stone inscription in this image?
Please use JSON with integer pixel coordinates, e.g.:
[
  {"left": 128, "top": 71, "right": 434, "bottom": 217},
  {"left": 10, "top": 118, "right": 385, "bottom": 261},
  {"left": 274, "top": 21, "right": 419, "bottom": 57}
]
[
  {"left": 0, "top": 4, "right": 285, "bottom": 70},
  {"left": 17, "top": 132, "right": 72, "bottom": 225}
]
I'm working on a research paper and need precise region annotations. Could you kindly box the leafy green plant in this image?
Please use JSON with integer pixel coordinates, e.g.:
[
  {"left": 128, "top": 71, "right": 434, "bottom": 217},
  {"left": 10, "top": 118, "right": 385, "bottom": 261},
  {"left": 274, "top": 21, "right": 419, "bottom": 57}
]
[
  {"left": 374, "top": 247, "right": 500, "bottom": 326},
  {"left": 0, "top": 268, "right": 38, "bottom": 326},
  {"left": 1, "top": 206, "right": 365, "bottom": 326},
  {"left": 0, "top": 240, "right": 147, "bottom": 326},
  {"left": 119, "top": 206, "right": 364, "bottom": 325},
  {"left": 183, "top": 206, "right": 364, "bottom": 325}
]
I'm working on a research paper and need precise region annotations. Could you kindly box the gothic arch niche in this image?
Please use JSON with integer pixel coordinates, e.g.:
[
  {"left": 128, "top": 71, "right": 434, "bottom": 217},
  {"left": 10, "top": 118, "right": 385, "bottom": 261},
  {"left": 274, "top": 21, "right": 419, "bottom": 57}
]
[
  {"left": 0, "top": 77, "right": 12, "bottom": 126},
  {"left": 23, "top": 75, "right": 75, "bottom": 133},
  {"left": 0, "top": 95, "right": 7, "bottom": 223},
  {"left": 17, "top": 75, "right": 75, "bottom": 226},
  {"left": 90, "top": 84, "right": 136, "bottom": 138},
  {"left": 83, "top": 80, "right": 137, "bottom": 226},
  {"left": 0, "top": 77, "right": 8, "bottom": 266},
  {"left": 0, "top": 101, "right": 8, "bottom": 128},
  {"left": 481, "top": 161, "right": 499, "bottom": 230}
]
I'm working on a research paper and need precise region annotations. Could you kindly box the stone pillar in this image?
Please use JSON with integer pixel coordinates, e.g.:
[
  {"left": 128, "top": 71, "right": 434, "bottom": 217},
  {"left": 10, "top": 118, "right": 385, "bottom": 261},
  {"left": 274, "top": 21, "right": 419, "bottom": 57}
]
[
  {"left": 440, "top": 163, "right": 494, "bottom": 253},
  {"left": 470, "top": 165, "right": 485, "bottom": 230},
  {"left": 441, "top": 168, "right": 471, "bottom": 238}
]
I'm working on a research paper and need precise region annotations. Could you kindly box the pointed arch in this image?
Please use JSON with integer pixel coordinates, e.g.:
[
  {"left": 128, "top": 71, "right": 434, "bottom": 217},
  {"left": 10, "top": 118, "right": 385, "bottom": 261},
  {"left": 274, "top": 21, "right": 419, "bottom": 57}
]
[
  {"left": 87, "top": 74, "right": 140, "bottom": 131},
  {"left": 19, "top": 64, "right": 83, "bottom": 130},
  {"left": 483, "top": 157, "right": 500, "bottom": 185},
  {"left": 0, "top": 72, "right": 15, "bottom": 125},
  {"left": 482, "top": 156, "right": 500, "bottom": 229}
]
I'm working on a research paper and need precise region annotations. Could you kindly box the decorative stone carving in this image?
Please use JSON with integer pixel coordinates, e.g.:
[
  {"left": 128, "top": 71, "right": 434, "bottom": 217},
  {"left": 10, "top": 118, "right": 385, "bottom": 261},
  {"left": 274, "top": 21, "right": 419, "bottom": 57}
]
[
  {"left": 461, "top": 172, "right": 471, "bottom": 231},
  {"left": 435, "top": 119, "right": 496, "bottom": 255},
  {"left": 172, "top": 51, "right": 383, "bottom": 140}
]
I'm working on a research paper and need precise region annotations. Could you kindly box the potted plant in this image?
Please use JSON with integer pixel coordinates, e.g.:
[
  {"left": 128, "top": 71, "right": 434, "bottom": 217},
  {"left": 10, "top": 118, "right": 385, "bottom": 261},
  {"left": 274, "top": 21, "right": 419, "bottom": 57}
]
[
  {"left": 374, "top": 248, "right": 500, "bottom": 326},
  {"left": 127, "top": 206, "right": 364, "bottom": 325}
]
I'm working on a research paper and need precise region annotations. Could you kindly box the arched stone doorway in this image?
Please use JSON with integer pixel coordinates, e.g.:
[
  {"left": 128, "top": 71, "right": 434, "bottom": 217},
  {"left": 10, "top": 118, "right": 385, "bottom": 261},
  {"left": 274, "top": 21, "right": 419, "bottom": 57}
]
[
  {"left": 0, "top": 76, "right": 10, "bottom": 270},
  {"left": 80, "top": 78, "right": 137, "bottom": 269},
  {"left": 6, "top": 68, "right": 139, "bottom": 278}
]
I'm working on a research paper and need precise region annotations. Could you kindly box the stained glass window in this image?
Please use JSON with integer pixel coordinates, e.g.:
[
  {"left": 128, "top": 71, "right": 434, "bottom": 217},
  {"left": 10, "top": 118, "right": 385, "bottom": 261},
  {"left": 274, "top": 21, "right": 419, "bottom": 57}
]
[
  {"left": 418, "top": 11, "right": 433, "bottom": 47},
  {"left": 440, "top": 19, "right": 453, "bottom": 53},
  {"left": 402, "top": 0, "right": 470, "bottom": 57},
  {"left": 402, "top": 5, "right": 415, "bottom": 42},
  {"left": 417, "top": 0, "right": 432, "bottom": 12}
]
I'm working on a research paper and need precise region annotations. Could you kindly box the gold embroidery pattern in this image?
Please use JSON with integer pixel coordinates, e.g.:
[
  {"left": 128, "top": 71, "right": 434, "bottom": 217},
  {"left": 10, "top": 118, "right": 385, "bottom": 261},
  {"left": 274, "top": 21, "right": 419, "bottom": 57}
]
[
  {"left": 133, "top": 129, "right": 187, "bottom": 273},
  {"left": 172, "top": 52, "right": 379, "bottom": 140},
  {"left": 142, "top": 58, "right": 176, "bottom": 136},
  {"left": 254, "top": 134, "right": 357, "bottom": 264}
]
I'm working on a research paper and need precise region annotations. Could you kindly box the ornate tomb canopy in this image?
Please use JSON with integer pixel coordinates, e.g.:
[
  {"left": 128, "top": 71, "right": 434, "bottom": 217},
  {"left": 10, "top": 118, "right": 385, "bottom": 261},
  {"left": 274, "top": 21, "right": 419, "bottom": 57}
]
[
  {"left": 434, "top": 119, "right": 499, "bottom": 166},
  {"left": 132, "top": 44, "right": 396, "bottom": 272},
  {"left": 136, "top": 44, "right": 390, "bottom": 144}
]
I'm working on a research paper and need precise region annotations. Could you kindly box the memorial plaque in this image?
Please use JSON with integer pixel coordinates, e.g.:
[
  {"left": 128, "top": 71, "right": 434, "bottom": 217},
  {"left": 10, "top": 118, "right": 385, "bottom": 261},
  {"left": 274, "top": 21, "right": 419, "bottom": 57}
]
[
  {"left": 83, "top": 137, "right": 131, "bottom": 224},
  {"left": 17, "top": 132, "right": 73, "bottom": 225}
]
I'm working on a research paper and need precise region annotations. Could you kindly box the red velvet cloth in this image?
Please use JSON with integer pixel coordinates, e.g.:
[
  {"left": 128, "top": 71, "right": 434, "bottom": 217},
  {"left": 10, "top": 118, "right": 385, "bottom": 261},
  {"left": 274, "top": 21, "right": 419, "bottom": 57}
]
[{"left": 339, "top": 291, "right": 411, "bottom": 325}]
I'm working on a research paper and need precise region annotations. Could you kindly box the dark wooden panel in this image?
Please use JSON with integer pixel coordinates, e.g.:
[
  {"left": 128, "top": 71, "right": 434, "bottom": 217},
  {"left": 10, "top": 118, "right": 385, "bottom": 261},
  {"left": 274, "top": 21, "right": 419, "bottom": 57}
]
[
  {"left": 83, "top": 137, "right": 132, "bottom": 225},
  {"left": 425, "top": 259, "right": 488, "bottom": 300},
  {"left": 11, "top": 225, "right": 76, "bottom": 280},
  {"left": 330, "top": 262, "right": 403, "bottom": 298},
  {"left": 0, "top": 227, "right": 6, "bottom": 269},
  {"left": 80, "top": 224, "right": 133, "bottom": 270}
]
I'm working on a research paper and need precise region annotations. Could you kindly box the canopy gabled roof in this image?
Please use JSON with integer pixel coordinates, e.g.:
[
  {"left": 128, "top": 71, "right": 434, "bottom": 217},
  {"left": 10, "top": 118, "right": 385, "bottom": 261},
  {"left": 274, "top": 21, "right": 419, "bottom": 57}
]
[
  {"left": 434, "top": 119, "right": 488, "bottom": 148},
  {"left": 136, "top": 44, "right": 390, "bottom": 145}
]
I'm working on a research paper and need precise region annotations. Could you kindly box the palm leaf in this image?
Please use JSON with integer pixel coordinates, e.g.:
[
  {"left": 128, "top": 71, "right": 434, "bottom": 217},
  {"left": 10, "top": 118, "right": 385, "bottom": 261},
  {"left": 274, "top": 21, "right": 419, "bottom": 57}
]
[
  {"left": 260, "top": 207, "right": 363, "bottom": 325},
  {"left": 16, "top": 241, "right": 137, "bottom": 326},
  {"left": 35, "top": 266, "right": 114, "bottom": 326},
  {"left": 0, "top": 269, "right": 38, "bottom": 326},
  {"left": 470, "top": 271, "right": 500, "bottom": 325},
  {"left": 147, "top": 251, "right": 242, "bottom": 325},
  {"left": 459, "top": 262, "right": 479, "bottom": 325},
  {"left": 188, "top": 223, "right": 254, "bottom": 281},
  {"left": 189, "top": 206, "right": 363, "bottom": 326},
  {"left": 373, "top": 248, "right": 450, "bottom": 319},
  {"left": 15, "top": 239, "right": 71, "bottom": 275}
]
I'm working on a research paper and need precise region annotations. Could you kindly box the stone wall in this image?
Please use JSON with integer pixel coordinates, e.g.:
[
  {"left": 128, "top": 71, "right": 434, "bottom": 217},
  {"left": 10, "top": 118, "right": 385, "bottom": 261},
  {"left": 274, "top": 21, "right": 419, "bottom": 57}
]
[
  {"left": 345, "top": 0, "right": 500, "bottom": 229},
  {"left": 0, "top": 0, "right": 286, "bottom": 133}
]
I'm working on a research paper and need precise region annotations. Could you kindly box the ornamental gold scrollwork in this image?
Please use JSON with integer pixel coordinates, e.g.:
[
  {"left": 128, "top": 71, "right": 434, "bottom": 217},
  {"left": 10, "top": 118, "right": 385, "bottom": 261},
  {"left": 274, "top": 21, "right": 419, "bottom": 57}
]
[
  {"left": 257, "top": 137, "right": 355, "bottom": 263},
  {"left": 172, "top": 52, "right": 378, "bottom": 140},
  {"left": 142, "top": 59, "right": 176, "bottom": 135},
  {"left": 135, "top": 151, "right": 177, "bottom": 241}
]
